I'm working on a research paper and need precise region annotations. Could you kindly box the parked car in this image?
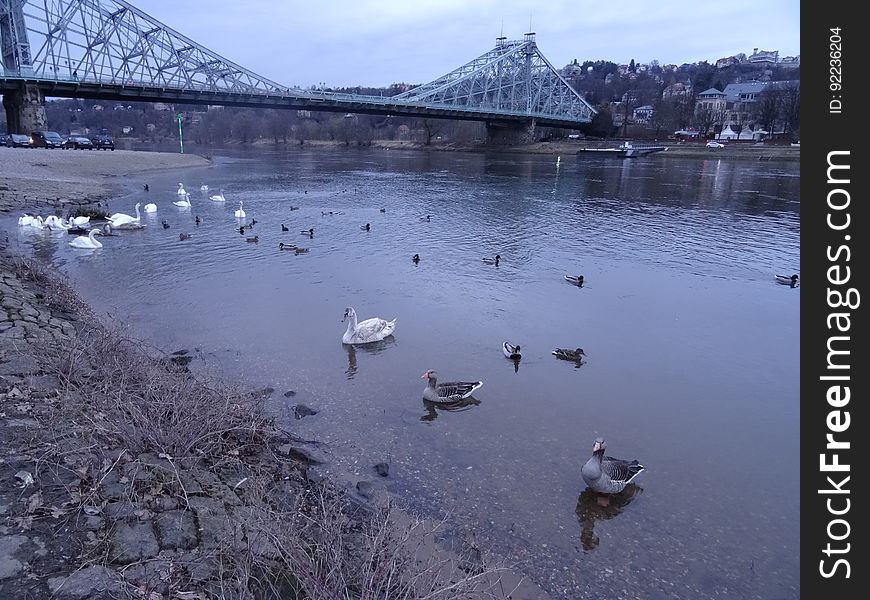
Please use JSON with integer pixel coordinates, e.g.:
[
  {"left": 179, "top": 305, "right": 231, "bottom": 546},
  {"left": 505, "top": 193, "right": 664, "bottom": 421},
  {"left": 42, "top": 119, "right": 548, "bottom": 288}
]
[
  {"left": 64, "top": 135, "right": 94, "bottom": 150},
  {"left": 6, "top": 133, "right": 32, "bottom": 147},
  {"left": 31, "top": 131, "right": 65, "bottom": 149},
  {"left": 705, "top": 140, "right": 726, "bottom": 149},
  {"left": 91, "top": 135, "right": 115, "bottom": 150},
  {"left": 0, "top": 134, "right": 9, "bottom": 146}
]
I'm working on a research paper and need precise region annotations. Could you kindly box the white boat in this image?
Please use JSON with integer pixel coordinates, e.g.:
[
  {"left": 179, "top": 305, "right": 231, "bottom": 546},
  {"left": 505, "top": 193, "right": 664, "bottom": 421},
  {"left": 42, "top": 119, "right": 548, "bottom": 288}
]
[{"left": 577, "top": 141, "right": 668, "bottom": 158}]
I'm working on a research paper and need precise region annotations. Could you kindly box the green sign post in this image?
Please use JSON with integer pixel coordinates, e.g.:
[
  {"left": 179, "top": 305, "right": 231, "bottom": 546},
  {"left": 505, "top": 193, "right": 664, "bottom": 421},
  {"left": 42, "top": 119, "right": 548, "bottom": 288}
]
[{"left": 176, "top": 112, "right": 184, "bottom": 154}]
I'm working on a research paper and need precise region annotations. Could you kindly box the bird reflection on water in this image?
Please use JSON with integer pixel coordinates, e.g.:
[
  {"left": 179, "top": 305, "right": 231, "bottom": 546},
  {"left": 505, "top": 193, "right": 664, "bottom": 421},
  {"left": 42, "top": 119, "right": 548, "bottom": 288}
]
[
  {"left": 343, "top": 338, "right": 397, "bottom": 379},
  {"left": 420, "top": 396, "right": 482, "bottom": 422},
  {"left": 575, "top": 483, "right": 643, "bottom": 552}
]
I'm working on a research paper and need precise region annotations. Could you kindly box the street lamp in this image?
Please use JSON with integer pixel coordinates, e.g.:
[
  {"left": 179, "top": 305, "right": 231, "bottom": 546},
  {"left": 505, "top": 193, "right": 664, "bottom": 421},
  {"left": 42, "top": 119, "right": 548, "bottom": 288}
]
[{"left": 176, "top": 112, "right": 184, "bottom": 154}]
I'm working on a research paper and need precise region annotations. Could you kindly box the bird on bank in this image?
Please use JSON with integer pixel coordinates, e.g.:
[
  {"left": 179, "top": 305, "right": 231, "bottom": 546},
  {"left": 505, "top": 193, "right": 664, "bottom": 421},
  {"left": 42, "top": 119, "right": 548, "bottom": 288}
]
[
  {"left": 580, "top": 437, "right": 645, "bottom": 495},
  {"left": 421, "top": 369, "right": 482, "bottom": 404}
]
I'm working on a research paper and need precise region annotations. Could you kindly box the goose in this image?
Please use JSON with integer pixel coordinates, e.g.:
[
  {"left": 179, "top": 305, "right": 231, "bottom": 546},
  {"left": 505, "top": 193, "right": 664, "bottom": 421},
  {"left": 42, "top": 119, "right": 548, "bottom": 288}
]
[
  {"left": 209, "top": 189, "right": 226, "bottom": 202},
  {"left": 177, "top": 183, "right": 187, "bottom": 196},
  {"left": 173, "top": 193, "right": 192, "bottom": 208},
  {"left": 341, "top": 306, "right": 397, "bottom": 345},
  {"left": 553, "top": 347, "right": 586, "bottom": 362},
  {"left": 775, "top": 274, "right": 799, "bottom": 288},
  {"left": 580, "top": 437, "right": 645, "bottom": 495},
  {"left": 144, "top": 202, "right": 157, "bottom": 213},
  {"left": 412, "top": 253, "right": 420, "bottom": 264},
  {"left": 565, "top": 275, "right": 584, "bottom": 286},
  {"left": 69, "top": 228, "right": 103, "bottom": 249},
  {"left": 279, "top": 242, "right": 296, "bottom": 250},
  {"left": 421, "top": 369, "right": 482, "bottom": 404},
  {"left": 70, "top": 215, "right": 90, "bottom": 226},
  {"left": 482, "top": 255, "right": 501, "bottom": 266},
  {"left": 281, "top": 224, "right": 289, "bottom": 232},
  {"left": 234, "top": 201, "right": 246, "bottom": 219},
  {"left": 200, "top": 184, "right": 209, "bottom": 192},
  {"left": 503, "top": 342, "right": 522, "bottom": 360},
  {"left": 108, "top": 203, "right": 141, "bottom": 227},
  {"left": 361, "top": 223, "right": 371, "bottom": 231}
]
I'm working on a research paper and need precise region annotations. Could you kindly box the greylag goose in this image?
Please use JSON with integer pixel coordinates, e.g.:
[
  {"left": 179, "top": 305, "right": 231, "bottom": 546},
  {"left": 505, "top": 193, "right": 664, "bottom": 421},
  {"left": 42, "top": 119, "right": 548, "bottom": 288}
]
[
  {"left": 421, "top": 369, "right": 482, "bottom": 403},
  {"left": 553, "top": 347, "right": 586, "bottom": 362},
  {"left": 503, "top": 342, "right": 521, "bottom": 360},
  {"left": 775, "top": 274, "right": 799, "bottom": 287},
  {"left": 341, "top": 307, "right": 397, "bottom": 344},
  {"left": 581, "top": 438, "right": 644, "bottom": 494}
]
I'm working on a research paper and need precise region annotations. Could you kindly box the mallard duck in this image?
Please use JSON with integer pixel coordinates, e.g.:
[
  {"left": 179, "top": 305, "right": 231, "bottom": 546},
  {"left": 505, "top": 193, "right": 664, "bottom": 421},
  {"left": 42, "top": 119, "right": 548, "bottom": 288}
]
[
  {"left": 503, "top": 342, "right": 521, "bottom": 360},
  {"left": 581, "top": 438, "right": 644, "bottom": 495},
  {"left": 294, "top": 247, "right": 309, "bottom": 255},
  {"left": 482, "top": 254, "right": 501, "bottom": 266},
  {"left": 342, "top": 306, "right": 396, "bottom": 344},
  {"left": 195, "top": 216, "right": 201, "bottom": 225},
  {"left": 412, "top": 253, "right": 420, "bottom": 264},
  {"left": 162, "top": 220, "right": 170, "bottom": 229},
  {"left": 281, "top": 224, "right": 289, "bottom": 232},
  {"left": 361, "top": 223, "right": 371, "bottom": 231},
  {"left": 279, "top": 242, "right": 296, "bottom": 250},
  {"left": 301, "top": 228, "right": 314, "bottom": 237},
  {"left": 775, "top": 274, "right": 799, "bottom": 287},
  {"left": 553, "top": 347, "right": 586, "bottom": 362},
  {"left": 379, "top": 208, "right": 386, "bottom": 213},
  {"left": 421, "top": 370, "right": 482, "bottom": 403},
  {"left": 419, "top": 215, "right": 431, "bottom": 222},
  {"left": 246, "top": 235, "right": 259, "bottom": 243},
  {"left": 565, "top": 275, "right": 584, "bottom": 286},
  {"left": 179, "top": 233, "right": 191, "bottom": 241}
]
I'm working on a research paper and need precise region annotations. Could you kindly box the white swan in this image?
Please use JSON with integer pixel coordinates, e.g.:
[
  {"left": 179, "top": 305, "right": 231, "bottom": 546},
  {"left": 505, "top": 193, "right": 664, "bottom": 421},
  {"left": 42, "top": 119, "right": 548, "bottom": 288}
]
[
  {"left": 109, "top": 203, "right": 142, "bottom": 227},
  {"left": 69, "top": 228, "right": 103, "bottom": 249},
  {"left": 44, "top": 215, "right": 71, "bottom": 230},
  {"left": 177, "top": 183, "right": 187, "bottom": 196},
  {"left": 200, "top": 184, "right": 209, "bottom": 192},
  {"left": 173, "top": 193, "right": 191, "bottom": 208},
  {"left": 234, "top": 200, "right": 246, "bottom": 219},
  {"left": 209, "top": 189, "right": 226, "bottom": 202},
  {"left": 26, "top": 216, "right": 45, "bottom": 229},
  {"left": 144, "top": 202, "right": 157, "bottom": 213},
  {"left": 70, "top": 215, "right": 90, "bottom": 226},
  {"left": 341, "top": 306, "right": 397, "bottom": 344}
]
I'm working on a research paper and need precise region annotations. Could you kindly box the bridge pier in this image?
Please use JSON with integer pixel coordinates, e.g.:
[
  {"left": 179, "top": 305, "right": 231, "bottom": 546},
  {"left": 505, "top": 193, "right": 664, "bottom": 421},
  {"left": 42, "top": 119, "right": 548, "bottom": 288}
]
[
  {"left": 485, "top": 119, "right": 537, "bottom": 145},
  {"left": 2, "top": 83, "right": 47, "bottom": 134}
]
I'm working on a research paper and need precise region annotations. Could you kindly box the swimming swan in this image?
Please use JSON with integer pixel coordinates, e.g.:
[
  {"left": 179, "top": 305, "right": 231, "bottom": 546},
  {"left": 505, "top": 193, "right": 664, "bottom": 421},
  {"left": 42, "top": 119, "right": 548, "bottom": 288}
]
[
  {"left": 209, "top": 189, "right": 226, "bottom": 202},
  {"left": 173, "top": 193, "right": 192, "bottom": 208},
  {"left": 69, "top": 228, "right": 103, "bottom": 249},
  {"left": 108, "top": 203, "right": 141, "bottom": 227},
  {"left": 177, "top": 183, "right": 187, "bottom": 196},
  {"left": 144, "top": 202, "right": 157, "bottom": 213},
  {"left": 341, "top": 306, "right": 397, "bottom": 344},
  {"left": 234, "top": 201, "right": 246, "bottom": 219}
]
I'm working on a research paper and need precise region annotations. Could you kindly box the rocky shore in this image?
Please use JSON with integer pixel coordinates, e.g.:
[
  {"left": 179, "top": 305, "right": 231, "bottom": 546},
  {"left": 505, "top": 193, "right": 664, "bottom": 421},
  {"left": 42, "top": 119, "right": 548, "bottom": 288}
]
[{"left": 1, "top": 149, "right": 521, "bottom": 599}]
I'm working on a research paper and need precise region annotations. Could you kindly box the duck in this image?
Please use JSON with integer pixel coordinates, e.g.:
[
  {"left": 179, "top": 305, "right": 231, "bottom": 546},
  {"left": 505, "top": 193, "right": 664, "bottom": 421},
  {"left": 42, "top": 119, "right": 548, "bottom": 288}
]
[
  {"left": 341, "top": 306, "right": 397, "bottom": 345},
  {"left": 419, "top": 215, "right": 431, "bottom": 222},
  {"left": 108, "top": 203, "right": 142, "bottom": 227},
  {"left": 176, "top": 183, "right": 187, "bottom": 196},
  {"left": 553, "top": 347, "right": 586, "bottom": 362},
  {"left": 301, "top": 228, "right": 314, "bottom": 237},
  {"left": 195, "top": 216, "right": 201, "bottom": 225},
  {"left": 379, "top": 208, "right": 386, "bottom": 213},
  {"left": 179, "top": 233, "right": 191, "bottom": 241},
  {"left": 281, "top": 224, "right": 289, "bottom": 232},
  {"left": 69, "top": 228, "right": 103, "bottom": 249},
  {"left": 200, "top": 184, "right": 209, "bottom": 192},
  {"left": 775, "top": 274, "right": 799, "bottom": 288},
  {"left": 294, "top": 247, "right": 309, "bottom": 255},
  {"left": 361, "top": 223, "right": 371, "bottom": 231},
  {"left": 503, "top": 342, "right": 522, "bottom": 360},
  {"left": 209, "top": 189, "right": 226, "bottom": 202},
  {"left": 234, "top": 201, "right": 246, "bottom": 219},
  {"left": 482, "top": 254, "right": 501, "bottom": 266},
  {"left": 565, "top": 275, "right": 584, "bottom": 286},
  {"left": 246, "top": 235, "right": 259, "bottom": 243},
  {"left": 412, "top": 253, "right": 420, "bottom": 264},
  {"left": 580, "top": 437, "right": 645, "bottom": 495},
  {"left": 289, "top": 206, "right": 300, "bottom": 211},
  {"left": 421, "top": 369, "right": 482, "bottom": 404},
  {"left": 279, "top": 242, "right": 296, "bottom": 250},
  {"left": 173, "top": 193, "right": 192, "bottom": 208},
  {"left": 162, "top": 220, "right": 171, "bottom": 229},
  {"left": 144, "top": 202, "right": 157, "bottom": 213}
]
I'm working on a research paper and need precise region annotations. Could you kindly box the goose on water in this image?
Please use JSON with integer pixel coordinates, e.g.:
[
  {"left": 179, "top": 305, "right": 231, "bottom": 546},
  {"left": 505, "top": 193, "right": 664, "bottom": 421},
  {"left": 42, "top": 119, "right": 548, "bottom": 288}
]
[
  {"left": 775, "top": 274, "right": 799, "bottom": 287},
  {"left": 482, "top": 254, "right": 501, "bottom": 266},
  {"left": 503, "top": 342, "right": 522, "bottom": 360},
  {"left": 234, "top": 201, "right": 246, "bottom": 219},
  {"left": 553, "top": 347, "right": 586, "bottom": 362},
  {"left": 69, "top": 228, "right": 103, "bottom": 249},
  {"left": 421, "top": 369, "right": 482, "bottom": 404},
  {"left": 341, "top": 306, "right": 396, "bottom": 345},
  {"left": 580, "top": 437, "right": 645, "bottom": 495}
]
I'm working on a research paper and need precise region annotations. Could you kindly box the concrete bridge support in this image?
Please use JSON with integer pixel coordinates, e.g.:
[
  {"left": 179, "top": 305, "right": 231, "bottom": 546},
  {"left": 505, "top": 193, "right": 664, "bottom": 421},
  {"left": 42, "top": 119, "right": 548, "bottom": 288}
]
[
  {"left": 2, "top": 83, "right": 47, "bottom": 134},
  {"left": 485, "top": 119, "right": 537, "bottom": 145}
]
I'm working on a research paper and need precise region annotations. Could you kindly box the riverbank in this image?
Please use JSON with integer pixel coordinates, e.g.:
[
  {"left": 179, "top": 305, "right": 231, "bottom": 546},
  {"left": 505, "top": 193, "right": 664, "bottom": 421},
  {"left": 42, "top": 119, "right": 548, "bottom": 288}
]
[{"left": 1, "top": 150, "right": 534, "bottom": 599}]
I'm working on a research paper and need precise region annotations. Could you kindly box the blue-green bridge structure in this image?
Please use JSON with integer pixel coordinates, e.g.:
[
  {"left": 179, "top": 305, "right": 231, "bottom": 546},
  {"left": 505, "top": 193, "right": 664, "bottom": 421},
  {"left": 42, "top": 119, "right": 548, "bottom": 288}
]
[{"left": 1, "top": 0, "right": 596, "bottom": 143}]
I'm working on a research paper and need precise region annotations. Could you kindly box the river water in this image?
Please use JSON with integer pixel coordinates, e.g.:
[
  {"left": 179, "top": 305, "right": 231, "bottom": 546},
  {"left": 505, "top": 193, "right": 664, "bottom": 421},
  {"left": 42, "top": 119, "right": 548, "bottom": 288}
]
[{"left": 5, "top": 147, "right": 800, "bottom": 599}]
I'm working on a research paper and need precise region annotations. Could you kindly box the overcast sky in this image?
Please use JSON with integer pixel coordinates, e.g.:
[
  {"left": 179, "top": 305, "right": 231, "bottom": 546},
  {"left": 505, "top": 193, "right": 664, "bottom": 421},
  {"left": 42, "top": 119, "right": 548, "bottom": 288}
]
[{"left": 128, "top": 0, "right": 800, "bottom": 89}]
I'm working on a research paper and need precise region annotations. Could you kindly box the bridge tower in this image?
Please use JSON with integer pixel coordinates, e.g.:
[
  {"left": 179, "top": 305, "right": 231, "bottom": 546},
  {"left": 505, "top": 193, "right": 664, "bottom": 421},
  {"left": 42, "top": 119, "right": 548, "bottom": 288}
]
[{"left": 0, "top": 0, "right": 46, "bottom": 133}]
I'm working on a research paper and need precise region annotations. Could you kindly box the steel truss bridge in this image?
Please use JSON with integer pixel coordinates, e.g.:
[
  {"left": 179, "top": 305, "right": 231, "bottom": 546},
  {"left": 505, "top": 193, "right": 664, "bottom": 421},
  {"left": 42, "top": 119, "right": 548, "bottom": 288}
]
[{"left": 1, "top": 0, "right": 595, "bottom": 130}]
